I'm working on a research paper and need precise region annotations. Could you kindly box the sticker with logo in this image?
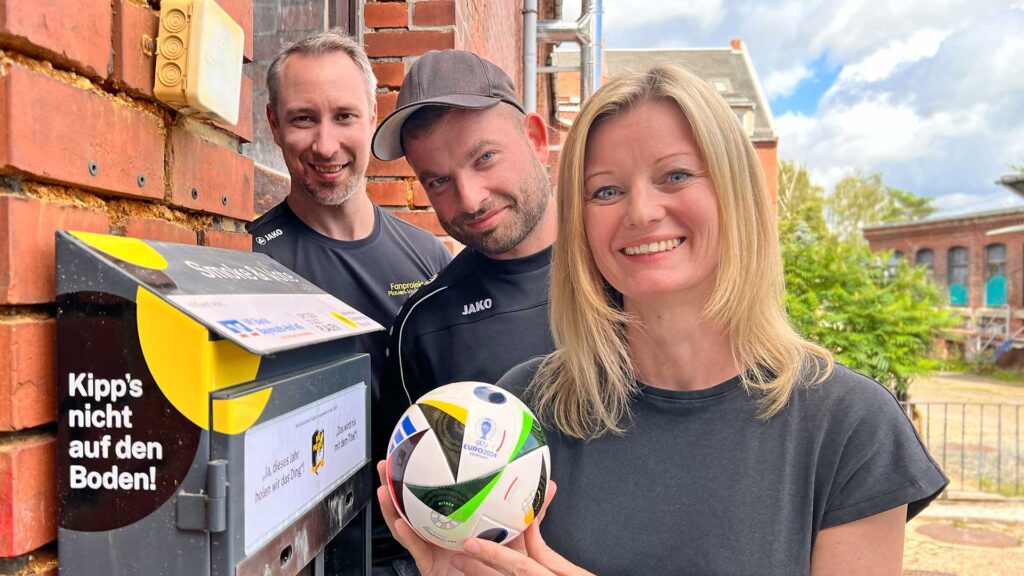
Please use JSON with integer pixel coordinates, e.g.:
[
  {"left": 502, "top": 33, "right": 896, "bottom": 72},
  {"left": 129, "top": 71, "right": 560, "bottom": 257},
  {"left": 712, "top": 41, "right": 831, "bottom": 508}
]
[
  {"left": 388, "top": 278, "right": 429, "bottom": 298},
  {"left": 310, "top": 429, "right": 325, "bottom": 474},
  {"left": 462, "top": 416, "right": 502, "bottom": 460},
  {"left": 218, "top": 319, "right": 259, "bottom": 337},
  {"left": 461, "top": 298, "right": 492, "bottom": 316},
  {"left": 254, "top": 229, "right": 283, "bottom": 246}
]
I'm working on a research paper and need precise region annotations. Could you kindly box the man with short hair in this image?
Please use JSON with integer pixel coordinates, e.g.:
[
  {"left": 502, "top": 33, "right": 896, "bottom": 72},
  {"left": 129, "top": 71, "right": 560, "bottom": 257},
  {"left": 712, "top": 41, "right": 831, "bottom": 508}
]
[
  {"left": 248, "top": 28, "right": 451, "bottom": 486},
  {"left": 371, "top": 50, "right": 556, "bottom": 572}
]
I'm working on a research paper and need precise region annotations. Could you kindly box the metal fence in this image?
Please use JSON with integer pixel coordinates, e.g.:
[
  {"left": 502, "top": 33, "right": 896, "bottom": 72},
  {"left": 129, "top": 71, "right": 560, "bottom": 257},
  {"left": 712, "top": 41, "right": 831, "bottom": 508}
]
[{"left": 900, "top": 401, "right": 1024, "bottom": 496}]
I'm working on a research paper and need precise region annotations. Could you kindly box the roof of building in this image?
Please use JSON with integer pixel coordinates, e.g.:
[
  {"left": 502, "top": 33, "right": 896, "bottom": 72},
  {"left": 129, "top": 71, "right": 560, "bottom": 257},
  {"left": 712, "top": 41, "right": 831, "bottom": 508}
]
[
  {"left": 998, "top": 173, "right": 1024, "bottom": 197},
  {"left": 862, "top": 205, "right": 1024, "bottom": 233},
  {"left": 553, "top": 44, "right": 777, "bottom": 142}
]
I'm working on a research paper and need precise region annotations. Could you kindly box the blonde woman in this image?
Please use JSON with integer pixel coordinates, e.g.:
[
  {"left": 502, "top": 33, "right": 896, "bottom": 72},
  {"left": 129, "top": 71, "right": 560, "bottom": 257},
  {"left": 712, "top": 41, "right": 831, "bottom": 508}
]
[{"left": 378, "top": 65, "right": 946, "bottom": 576}]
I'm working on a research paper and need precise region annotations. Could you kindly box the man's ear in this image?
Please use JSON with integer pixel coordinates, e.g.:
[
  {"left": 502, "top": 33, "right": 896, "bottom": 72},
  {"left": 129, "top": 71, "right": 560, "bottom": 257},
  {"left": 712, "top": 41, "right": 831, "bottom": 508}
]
[
  {"left": 267, "top": 103, "right": 283, "bottom": 147},
  {"left": 524, "top": 112, "right": 550, "bottom": 164}
]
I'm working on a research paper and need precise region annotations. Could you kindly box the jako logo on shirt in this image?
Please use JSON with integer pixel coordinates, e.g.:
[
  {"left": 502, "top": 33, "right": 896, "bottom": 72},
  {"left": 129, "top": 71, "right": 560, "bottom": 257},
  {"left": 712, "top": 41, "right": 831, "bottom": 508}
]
[
  {"left": 461, "top": 298, "right": 492, "bottom": 316},
  {"left": 255, "top": 229, "right": 283, "bottom": 246}
]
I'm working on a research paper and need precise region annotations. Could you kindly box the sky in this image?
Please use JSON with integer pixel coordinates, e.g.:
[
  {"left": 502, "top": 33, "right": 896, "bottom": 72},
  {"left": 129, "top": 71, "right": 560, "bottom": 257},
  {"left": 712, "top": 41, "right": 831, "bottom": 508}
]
[{"left": 561, "top": 0, "right": 1024, "bottom": 217}]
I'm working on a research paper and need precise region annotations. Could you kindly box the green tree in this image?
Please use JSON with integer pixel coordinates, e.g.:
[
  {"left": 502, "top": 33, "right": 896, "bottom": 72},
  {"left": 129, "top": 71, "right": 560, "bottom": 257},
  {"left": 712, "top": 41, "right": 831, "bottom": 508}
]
[
  {"left": 778, "top": 161, "right": 956, "bottom": 398},
  {"left": 777, "top": 160, "right": 827, "bottom": 239},
  {"left": 826, "top": 171, "right": 937, "bottom": 242}
]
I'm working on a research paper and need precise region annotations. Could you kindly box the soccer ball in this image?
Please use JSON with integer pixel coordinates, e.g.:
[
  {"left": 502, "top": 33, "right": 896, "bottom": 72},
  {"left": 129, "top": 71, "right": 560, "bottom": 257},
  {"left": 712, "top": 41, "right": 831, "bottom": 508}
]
[{"left": 385, "top": 382, "right": 550, "bottom": 551}]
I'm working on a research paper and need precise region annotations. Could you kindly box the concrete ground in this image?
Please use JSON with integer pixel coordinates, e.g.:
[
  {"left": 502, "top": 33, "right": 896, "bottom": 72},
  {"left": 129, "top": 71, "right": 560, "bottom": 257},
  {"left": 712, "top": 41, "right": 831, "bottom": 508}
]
[
  {"left": 901, "top": 372, "right": 1024, "bottom": 575},
  {"left": 904, "top": 499, "right": 1024, "bottom": 576}
]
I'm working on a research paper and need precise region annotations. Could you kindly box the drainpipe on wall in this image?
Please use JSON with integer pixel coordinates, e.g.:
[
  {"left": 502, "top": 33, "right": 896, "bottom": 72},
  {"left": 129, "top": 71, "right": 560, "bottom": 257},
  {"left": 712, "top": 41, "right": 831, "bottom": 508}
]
[
  {"left": 523, "top": 0, "right": 601, "bottom": 114},
  {"left": 523, "top": 0, "right": 539, "bottom": 112}
]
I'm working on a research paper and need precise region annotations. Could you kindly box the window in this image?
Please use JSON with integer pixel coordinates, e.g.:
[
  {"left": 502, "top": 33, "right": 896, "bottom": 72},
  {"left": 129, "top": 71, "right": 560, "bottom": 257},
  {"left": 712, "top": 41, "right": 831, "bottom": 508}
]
[
  {"left": 947, "top": 247, "right": 969, "bottom": 306},
  {"left": 886, "top": 250, "right": 904, "bottom": 278},
  {"left": 985, "top": 243, "right": 1007, "bottom": 306},
  {"left": 915, "top": 248, "right": 934, "bottom": 272},
  {"left": 733, "top": 108, "right": 753, "bottom": 135}
]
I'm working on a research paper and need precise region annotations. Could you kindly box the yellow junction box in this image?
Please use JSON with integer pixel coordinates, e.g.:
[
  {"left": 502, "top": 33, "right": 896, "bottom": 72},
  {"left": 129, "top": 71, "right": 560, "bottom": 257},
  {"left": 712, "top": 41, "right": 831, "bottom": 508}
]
[{"left": 154, "top": 0, "right": 243, "bottom": 126}]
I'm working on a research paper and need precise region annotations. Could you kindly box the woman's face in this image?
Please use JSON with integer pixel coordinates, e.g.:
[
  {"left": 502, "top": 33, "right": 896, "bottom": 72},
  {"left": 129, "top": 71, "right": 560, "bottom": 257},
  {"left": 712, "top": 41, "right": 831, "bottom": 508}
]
[{"left": 582, "top": 98, "right": 721, "bottom": 306}]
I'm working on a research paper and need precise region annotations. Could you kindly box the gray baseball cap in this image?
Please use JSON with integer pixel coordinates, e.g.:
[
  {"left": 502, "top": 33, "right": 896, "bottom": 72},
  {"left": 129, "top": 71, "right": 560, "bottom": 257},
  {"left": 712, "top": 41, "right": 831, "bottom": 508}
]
[{"left": 371, "top": 50, "right": 525, "bottom": 161}]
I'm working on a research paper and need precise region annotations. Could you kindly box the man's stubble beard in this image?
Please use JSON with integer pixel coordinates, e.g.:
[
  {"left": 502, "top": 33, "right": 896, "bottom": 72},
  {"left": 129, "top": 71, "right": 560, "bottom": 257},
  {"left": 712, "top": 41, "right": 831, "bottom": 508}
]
[
  {"left": 301, "top": 167, "right": 364, "bottom": 206},
  {"left": 441, "top": 158, "right": 550, "bottom": 256}
]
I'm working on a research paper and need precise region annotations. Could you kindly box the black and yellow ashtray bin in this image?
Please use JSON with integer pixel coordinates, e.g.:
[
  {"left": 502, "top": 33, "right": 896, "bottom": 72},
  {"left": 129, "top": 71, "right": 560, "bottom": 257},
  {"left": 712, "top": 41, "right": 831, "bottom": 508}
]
[{"left": 55, "top": 230, "right": 382, "bottom": 576}]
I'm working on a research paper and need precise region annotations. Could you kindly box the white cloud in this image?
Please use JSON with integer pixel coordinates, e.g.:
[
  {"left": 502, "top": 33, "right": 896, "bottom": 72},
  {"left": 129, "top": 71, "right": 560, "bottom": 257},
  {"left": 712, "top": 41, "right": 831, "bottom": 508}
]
[
  {"left": 601, "top": 0, "right": 1024, "bottom": 214},
  {"left": 763, "top": 63, "right": 813, "bottom": 98},
  {"left": 564, "top": 0, "right": 725, "bottom": 33},
  {"left": 836, "top": 28, "right": 949, "bottom": 85},
  {"left": 782, "top": 101, "right": 946, "bottom": 166}
]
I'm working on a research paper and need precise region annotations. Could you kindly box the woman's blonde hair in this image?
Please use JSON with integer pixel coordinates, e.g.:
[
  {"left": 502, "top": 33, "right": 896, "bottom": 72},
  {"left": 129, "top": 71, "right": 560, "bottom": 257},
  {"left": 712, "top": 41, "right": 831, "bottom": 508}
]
[{"left": 530, "top": 64, "right": 833, "bottom": 439}]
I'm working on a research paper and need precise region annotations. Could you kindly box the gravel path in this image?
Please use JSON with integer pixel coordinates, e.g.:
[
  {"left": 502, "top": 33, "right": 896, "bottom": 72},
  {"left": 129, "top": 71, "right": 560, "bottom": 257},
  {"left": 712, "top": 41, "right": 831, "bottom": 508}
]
[{"left": 901, "top": 373, "right": 1024, "bottom": 575}]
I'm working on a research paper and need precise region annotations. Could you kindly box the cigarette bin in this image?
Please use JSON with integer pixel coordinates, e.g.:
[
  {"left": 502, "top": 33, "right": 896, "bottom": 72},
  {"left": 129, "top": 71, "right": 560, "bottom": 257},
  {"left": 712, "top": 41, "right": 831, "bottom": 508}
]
[{"left": 56, "top": 231, "right": 383, "bottom": 575}]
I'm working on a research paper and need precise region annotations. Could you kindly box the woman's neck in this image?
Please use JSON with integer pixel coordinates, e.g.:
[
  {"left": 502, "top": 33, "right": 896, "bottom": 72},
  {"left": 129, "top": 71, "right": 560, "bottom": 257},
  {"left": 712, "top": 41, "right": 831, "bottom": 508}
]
[{"left": 625, "top": 297, "right": 738, "bottom": 392}]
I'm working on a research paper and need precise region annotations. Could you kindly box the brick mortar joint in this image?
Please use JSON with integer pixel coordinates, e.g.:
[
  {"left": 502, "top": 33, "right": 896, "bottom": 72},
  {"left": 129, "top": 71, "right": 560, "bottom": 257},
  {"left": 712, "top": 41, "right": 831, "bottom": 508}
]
[
  {"left": 175, "top": 116, "right": 245, "bottom": 152},
  {"left": 404, "top": 179, "right": 415, "bottom": 208},
  {"left": 1, "top": 178, "right": 107, "bottom": 209},
  {"left": 206, "top": 217, "right": 250, "bottom": 234},
  {"left": 408, "top": 25, "right": 457, "bottom": 31},
  {"left": 0, "top": 428, "right": 55, "bottom": 450},
  {"left": 0, "top": 306, "right": 55, "bottom": 322},
  {"left": 0, "top": 49, "right": 165, "bottom": 120},
  {"left": 0, "top": 179, "right": 228, "bottom": 231},
  {"left": 105, "top": 197, "right": 215, "bottom": 230}
]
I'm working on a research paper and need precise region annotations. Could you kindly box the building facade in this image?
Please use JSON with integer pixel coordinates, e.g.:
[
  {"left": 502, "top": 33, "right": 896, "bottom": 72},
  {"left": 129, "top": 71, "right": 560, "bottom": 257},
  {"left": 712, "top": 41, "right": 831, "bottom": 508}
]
[{"left": 864, "top": 204, "right": 1024, "bottom": 350}]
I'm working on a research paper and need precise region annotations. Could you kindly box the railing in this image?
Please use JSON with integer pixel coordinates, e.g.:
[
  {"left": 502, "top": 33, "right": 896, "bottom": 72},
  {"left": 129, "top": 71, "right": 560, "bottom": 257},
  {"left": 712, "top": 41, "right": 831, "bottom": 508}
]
[{"left": 900, "top": 401, "right": 1023, "bottom": 497}]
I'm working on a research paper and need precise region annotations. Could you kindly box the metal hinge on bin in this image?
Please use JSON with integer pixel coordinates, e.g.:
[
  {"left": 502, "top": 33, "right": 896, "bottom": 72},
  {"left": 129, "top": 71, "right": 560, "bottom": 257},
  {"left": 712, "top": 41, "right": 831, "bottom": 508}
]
[{"left": 176, "top": 459, "right": 227, "bottom": 532}]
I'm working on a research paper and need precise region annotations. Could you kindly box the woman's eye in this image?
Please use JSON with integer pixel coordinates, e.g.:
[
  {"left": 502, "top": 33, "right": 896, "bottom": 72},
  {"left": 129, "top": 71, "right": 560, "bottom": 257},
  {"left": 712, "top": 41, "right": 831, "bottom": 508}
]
[
  {"left": 667, "top": 170, "right": 693, "bottom": 184},
  {"left": 591, "top": 186, "right": 619, "bottom": 201}
]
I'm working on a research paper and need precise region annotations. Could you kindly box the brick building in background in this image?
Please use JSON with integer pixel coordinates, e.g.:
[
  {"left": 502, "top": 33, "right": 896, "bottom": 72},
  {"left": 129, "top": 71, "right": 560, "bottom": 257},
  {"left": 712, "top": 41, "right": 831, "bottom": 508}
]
[
  {"left": 864, "top": 176, "right": 1024, "bottom": 355},
  {"left": 0, "top": 0, "right": 560, "bottom": 573}
]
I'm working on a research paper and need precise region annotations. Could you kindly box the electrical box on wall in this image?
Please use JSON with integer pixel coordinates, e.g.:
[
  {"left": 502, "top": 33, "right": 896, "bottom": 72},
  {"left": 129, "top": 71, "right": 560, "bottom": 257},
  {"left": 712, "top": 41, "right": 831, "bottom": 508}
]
[{"left": 155, "top": 0, "right": 243, "bottom": 125}]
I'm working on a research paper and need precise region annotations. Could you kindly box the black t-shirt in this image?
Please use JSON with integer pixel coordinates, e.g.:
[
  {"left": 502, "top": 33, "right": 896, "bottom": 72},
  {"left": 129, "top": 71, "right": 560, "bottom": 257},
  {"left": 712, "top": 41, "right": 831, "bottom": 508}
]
[
  {"left": 247, "top": 201, "right": 451, "bottom": 399},
  {"left": 498, "top": 358, "right": 949, "bottom": 576},
  {"left": 380, "top": 246, "right": 555, "bottom": 448},
  {"left": 374, "top": 246, "right": 556, "bottom": 565}
]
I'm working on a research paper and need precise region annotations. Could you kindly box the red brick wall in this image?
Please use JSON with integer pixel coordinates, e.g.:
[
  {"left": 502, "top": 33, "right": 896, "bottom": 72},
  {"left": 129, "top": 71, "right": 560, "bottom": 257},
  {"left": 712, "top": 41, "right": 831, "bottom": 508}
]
[
  {"left": 0, "top": 1, "right": 253, "bottom": 572},
  {"left": 754, "top": 142, "right": 778, "bottom": 205},
  {"left": 865, "top": 211, "right": 1024, "bottom": 331},
  {"left": 454, "top": 0, "right": 521, "bottom": 103}
]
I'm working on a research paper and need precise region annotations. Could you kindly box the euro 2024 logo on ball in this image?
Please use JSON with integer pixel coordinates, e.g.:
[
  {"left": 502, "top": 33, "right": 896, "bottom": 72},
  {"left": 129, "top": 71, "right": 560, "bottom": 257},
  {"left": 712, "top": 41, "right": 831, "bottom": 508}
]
[{"left": 464, "top": 416, "right": 499, "bottom": 460}]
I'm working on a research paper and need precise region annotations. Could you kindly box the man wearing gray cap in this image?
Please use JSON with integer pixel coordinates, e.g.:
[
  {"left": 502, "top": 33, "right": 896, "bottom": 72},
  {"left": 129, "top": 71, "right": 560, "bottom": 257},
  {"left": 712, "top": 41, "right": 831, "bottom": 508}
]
[{"left": 372, "top": 50, "right": 556, "bottom": 574}]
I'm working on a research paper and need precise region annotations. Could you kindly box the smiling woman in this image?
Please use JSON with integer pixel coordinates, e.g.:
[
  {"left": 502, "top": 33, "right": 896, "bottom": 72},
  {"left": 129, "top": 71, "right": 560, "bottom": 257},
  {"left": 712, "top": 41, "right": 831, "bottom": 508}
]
[
  {"left": 582, "top": 98, "right": 722, "bottom": 309},
  {"left": 437, "top": 64, "right": 949, "bottom": 576}
]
